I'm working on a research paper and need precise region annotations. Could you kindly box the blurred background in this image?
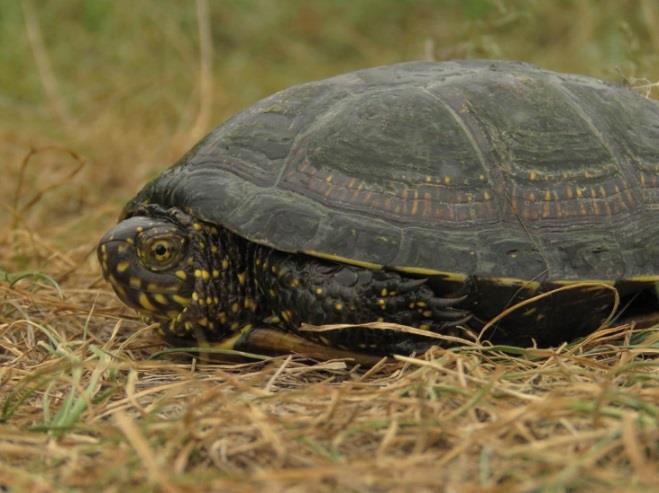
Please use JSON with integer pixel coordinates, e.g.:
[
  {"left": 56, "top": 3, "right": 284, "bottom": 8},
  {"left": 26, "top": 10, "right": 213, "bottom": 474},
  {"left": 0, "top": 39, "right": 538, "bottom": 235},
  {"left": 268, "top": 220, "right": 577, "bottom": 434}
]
[{"left": 1, "top": 0, "right": 659, "bottom": 273}]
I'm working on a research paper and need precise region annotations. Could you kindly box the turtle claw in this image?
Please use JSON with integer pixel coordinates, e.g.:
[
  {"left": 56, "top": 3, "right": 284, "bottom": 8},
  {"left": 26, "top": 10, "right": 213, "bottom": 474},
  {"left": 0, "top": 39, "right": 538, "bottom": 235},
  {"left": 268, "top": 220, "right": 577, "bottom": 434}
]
[
  {"left": 428, "top": 293, "right": 469, "bottom": 308},
  {"left": 395, "top": 278, "right": 428, "bottom": 294}
]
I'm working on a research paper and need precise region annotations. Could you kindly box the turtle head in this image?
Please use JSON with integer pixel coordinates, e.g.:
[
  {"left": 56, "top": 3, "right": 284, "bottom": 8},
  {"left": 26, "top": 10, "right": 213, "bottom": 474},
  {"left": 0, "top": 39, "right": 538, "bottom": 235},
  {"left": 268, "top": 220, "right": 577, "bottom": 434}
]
[{"left": 98, "top": 216, "right": 194, "bottom": 319}]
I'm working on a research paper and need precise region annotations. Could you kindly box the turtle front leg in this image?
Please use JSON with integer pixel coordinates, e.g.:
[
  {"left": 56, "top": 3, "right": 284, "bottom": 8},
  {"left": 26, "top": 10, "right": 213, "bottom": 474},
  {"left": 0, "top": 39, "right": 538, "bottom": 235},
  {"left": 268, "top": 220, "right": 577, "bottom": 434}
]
[{"left": 256, "top": 249, "right": 471, "bottom": 355}]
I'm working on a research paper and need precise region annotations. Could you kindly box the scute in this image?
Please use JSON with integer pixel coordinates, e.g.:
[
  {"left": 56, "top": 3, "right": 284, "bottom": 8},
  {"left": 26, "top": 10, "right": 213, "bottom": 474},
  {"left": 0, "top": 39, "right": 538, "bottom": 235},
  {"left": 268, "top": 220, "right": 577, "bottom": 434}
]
[{"left": 124, "top": 60, "right": 659, "bottom": 282}]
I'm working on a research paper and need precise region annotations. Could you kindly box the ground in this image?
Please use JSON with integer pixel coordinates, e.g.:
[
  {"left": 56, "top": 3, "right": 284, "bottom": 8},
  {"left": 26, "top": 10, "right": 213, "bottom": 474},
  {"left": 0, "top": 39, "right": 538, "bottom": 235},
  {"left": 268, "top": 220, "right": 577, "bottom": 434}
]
[{"left": 0, "top": 2, "right": 658, "bottom": 492}]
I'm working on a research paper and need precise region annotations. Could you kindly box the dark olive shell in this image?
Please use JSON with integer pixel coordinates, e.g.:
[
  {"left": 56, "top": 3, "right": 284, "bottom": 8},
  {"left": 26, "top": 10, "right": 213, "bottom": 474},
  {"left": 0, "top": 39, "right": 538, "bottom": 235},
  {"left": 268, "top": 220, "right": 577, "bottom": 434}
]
[{"left": 124, "top": 60, "right": 659, "bottom": 283}]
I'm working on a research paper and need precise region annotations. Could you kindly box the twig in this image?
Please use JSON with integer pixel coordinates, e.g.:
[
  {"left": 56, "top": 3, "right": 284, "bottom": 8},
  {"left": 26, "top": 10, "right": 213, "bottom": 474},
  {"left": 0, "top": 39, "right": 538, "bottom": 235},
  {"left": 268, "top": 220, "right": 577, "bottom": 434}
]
[
  {"left": 187, "top": 0, "right": 213, "bottom": 143},
  {"left": 22, "top": 0, "right": 77, "bottom": 127}
]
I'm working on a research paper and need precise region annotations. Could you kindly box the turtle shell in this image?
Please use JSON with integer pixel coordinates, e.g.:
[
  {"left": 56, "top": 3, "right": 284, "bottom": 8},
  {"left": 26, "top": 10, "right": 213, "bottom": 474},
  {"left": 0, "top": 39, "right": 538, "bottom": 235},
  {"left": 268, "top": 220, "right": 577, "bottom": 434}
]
[{"left": 124, "top": 60, "right": 659, "bottom": 284}]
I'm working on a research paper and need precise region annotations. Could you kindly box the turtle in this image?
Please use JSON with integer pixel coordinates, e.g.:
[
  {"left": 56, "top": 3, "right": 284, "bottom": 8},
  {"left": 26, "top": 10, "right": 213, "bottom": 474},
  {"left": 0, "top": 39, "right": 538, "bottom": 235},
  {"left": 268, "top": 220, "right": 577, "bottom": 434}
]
[{"left": 97, "top": 60, "right": 659, "bottom": 358}]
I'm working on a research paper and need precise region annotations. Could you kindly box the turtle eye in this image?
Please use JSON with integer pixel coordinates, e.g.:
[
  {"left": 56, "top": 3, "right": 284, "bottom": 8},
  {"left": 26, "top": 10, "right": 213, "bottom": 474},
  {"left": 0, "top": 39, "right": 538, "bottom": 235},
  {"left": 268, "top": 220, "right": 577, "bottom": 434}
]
[
  {"left": 141, "top": 235, "right": 186, "bottom": 272},
  {"left": 152, "top": 240, "right": 172, "bottom": 261}
]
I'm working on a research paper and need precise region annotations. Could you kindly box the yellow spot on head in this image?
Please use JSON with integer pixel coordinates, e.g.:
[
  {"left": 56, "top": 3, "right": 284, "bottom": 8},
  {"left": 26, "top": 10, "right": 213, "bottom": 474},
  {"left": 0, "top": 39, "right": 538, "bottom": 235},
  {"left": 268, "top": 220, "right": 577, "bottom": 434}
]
[
  {"left": 147, "top": 283, "right": 160, "bottom": 292},
  {"left": 192, "top": 292, "right": 199, "bottom": 301},
  {"left": 335, "top": 302, "right": 343, "bottom": 311},
  {"left": 315, "top": 287, "right": 323, "bottom": 296},
  {"left": 237, "top": 272, "right": 246, "bottom": 285},
  {"left": 116, "top": 261, "right": 130, "bottom": 273},
  {"left": 380, "top": 288, "right": 388, "bottom": 297},
  {"left": 138, "top": 293, "right": 157, "bottom": 311},
  {"left": 129, "top": 277, "right": 141, "bottom": 289},
  {"left": 419, "top": 323, "right": 430, "bottom": 330},
  {"left": 212, "top": 269, "right": 220, "bottom": 278},
  {"left": 153, "top": 293, "right": 168, "bottom": 305},
  {"left": 193, "top": 223, "right": 202, "bottom": 231},
  {"left": 206, "top": 296, "right": 213, "bottom": 305},
  {"left": 194, "top": 269, "right": 203, "bottom": 278},
  {"left": 202, "top": 270, "right": 210, "bottom": 280},
  {"left": 222, "top": 258, "right": 229, "bottom": 270},
  {"left": 172, "top": 294, "right": 190, "bottom": 306},
  {"left": 175, "top": 270, "right": 187, "bottom": 280},
  {"left": 231, "top": 302, "right": 239, "bottom": 313}
]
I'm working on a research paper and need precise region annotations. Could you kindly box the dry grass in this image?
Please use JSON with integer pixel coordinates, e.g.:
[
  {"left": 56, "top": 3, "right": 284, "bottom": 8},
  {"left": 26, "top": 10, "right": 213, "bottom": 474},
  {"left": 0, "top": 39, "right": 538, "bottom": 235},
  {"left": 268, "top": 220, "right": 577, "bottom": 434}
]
[
  {"left": 1, "top": 1, "right": 659, "bottom": 492},
  {"left": 1, "top": 267, "right": 657, "bottom": 492}
]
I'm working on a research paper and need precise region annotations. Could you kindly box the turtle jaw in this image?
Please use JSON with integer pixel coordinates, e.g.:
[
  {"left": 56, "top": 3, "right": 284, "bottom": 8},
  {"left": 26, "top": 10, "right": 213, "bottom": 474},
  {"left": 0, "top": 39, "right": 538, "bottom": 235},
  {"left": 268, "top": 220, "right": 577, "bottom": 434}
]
[{"left": 97, "top": 216, "right": 194, "bottom": 319}]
